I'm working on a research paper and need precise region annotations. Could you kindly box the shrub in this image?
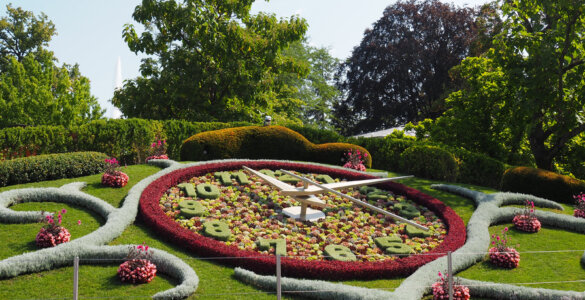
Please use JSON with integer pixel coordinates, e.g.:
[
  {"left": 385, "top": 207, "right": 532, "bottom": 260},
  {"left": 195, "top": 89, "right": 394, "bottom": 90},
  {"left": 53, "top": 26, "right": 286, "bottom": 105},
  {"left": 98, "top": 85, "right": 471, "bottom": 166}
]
[
  {"left": 450, "top": 149, "right": 507, "bottom": 189},
  {"left": 400, "top": 145, "right": 459, "bottom": 182},
  {"left": 180, "top": 126, "right": 372, "bottom": 167},
  {"left": 0, "top": 125, "right": 73, "bottom": 158},
  {"left": 285, "top": 124, "right": 344, "bottom": 144},
  {"left": 501, "top": 166, "right": 585, "bottom": 204},
  {"left": 0, "top": 151, "right": 107, "bottom": 187}
]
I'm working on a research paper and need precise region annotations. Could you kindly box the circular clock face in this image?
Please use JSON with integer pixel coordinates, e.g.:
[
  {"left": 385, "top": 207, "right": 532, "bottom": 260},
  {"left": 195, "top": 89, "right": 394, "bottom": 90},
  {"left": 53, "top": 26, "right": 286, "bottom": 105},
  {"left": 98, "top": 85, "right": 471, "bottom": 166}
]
[
  {"left": 160, "top": 169, "right": 446, "bottom": 262},
  {"left": 139, "top": 160, "right": 465, "bottom": 280}
]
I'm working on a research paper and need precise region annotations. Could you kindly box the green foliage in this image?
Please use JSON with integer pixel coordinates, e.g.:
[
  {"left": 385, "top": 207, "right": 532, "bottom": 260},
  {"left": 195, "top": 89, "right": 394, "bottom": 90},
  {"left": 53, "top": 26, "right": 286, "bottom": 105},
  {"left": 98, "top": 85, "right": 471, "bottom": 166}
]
[
  {"left": 180, "top": 125, "right": 372, "bottom": 167},
  {"left": 0, "top": 125, "right": 73, "bottom": 158},
  {"left": 417, "top": 0, "right": 585, "bottom": 172},
  {"left": 285, "top": 123, "right": 343, "bottom": 144},
  {"left": 113, "top": 0, "right": 308, "bottom": 124},
  {"left": 74, "top": 119, "right": 163, "bottom": 165},
  {"left": 178, "top": 200, "right": 206, "bottom": 218},
  {"left": 0, "top": 4, "right": 55, "bottom": 64},
  {"left": 279, "top": 40, "right": 341, "bottom": 129},
  {"left": 0, "top": 151, "right": 107, "bottom": 187},
  {"left": 324, "top": 244, "right": 356, "bottom": 262},
  {"left": 501, "top": 166, "right": 585, "bottom": 204},
  {"left": 0, "top": 5, "right": 103, "bottom": 128},
  {"left": 400, "top": 145, "right": 459, "bottom": 182}
]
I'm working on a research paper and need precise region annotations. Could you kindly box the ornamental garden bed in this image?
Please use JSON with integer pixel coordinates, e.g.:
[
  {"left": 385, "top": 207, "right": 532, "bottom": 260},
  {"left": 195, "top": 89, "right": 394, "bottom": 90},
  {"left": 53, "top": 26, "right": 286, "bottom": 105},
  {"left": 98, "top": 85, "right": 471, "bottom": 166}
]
[{"left": 139, "top": 160, "right": 466, "bottom": 280}]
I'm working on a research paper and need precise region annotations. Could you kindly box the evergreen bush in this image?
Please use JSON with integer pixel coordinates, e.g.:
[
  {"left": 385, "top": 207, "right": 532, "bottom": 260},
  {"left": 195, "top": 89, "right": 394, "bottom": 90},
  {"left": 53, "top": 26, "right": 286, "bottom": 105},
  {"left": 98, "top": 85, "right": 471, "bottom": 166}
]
[
  {"left": 400, "top": 145, "right": 459, "bottom": 182},
  {"left": 501, "top": 166, "right": 585, "bottom": 204},
  {"left": 0, "top": 152, "right": 107, "bottom": 187}
]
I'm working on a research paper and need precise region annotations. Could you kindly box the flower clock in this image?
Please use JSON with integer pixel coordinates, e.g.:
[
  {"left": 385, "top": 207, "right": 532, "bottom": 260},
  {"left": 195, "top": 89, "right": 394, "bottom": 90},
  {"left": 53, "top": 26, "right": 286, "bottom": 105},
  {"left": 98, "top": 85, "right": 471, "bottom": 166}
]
[
  {"left": 140, "top": 160, "right": 466, "bottom": 280},
  {"left": 36, "top": 209, "right": 71, "bottom": 248},
  {"left": 117, "top": 243, "right": 157, "bottom": 284},
  {"left": 101, "top": 157, "right": 129, "bottom": 188}
]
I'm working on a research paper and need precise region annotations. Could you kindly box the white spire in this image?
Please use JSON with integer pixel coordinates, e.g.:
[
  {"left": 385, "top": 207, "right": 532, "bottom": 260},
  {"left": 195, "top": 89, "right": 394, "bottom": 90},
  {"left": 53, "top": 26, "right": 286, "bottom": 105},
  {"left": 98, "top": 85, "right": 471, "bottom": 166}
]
[{"left": 112, "top": 56, "right": 123, "bottom": 119}]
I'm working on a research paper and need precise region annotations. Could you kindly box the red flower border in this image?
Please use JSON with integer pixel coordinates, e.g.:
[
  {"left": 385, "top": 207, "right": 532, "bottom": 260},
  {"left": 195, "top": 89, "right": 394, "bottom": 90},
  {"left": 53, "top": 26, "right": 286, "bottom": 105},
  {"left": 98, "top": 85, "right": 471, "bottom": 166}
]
[{"left": 139, "top": 160, "right": 466, "bottom": 280}]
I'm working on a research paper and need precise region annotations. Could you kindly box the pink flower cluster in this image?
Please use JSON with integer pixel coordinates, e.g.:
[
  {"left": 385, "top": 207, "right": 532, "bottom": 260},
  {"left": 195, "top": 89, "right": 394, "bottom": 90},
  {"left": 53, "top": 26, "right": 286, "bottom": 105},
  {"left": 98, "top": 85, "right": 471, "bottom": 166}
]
[
  {"left": 488, "top": 247, "right": 520, "bottom": 268},
  {"left": 431, "top": 271, "right": 470, "bottom": 300},
  {"left": 36, "top": 227, "right": 71, "bottom": 248},
  {"left": 104, "top": 157, "right": 121, "bottom": 175},
  {"left": 36, "top": 209, "right": 71, "bottom": 248},
  {"left": 117, "top": 242, "right": 157, "bottom": 284},
  {"left": 138, "top": 160, "right": 467, "bottom": 280},
  {"left": 343, "top": 149, "right": 367, "bottom": 171},
  {"left": 512, "top": 215, "right": 541, "bottom": 233},
  {"left": 102, "top": 171, "right": 129, "bottom": 188},
  {"left": 574, "top": 193, "right": 585, "bottom": 218},
  {"left": 117, "top": 259, "right": 157, "bottom": 284},
  {"left": 490, "top": 227, "right": 510, "bottom": 252}
]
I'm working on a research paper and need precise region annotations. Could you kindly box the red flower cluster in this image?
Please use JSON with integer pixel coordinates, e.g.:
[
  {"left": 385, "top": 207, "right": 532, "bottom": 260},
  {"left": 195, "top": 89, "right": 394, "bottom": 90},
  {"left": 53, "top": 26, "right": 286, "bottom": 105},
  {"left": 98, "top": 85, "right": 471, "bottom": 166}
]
[
  {"left": 138, "top": 160, "right": 466, "bottom": 280},
  {"left": 489, "top": 247, "right": 520, "bottom": 268},
  {"left": 431, "top": 272, "right": 470, "bottom": 300},
  {"left": 36, "top": 227, "right": 71, "bottom": 248},
  {"left": 512, "top": 215, "right": 541, "bottom": 233},
  {"left": 574, "top": 209, "right": 585, "bottom": 218},
  {"left": 117, "top": 259, "right": 157, "bottom": 284},
  {"left": 102, "top": 171, "right": 129, "bottom": 188}
]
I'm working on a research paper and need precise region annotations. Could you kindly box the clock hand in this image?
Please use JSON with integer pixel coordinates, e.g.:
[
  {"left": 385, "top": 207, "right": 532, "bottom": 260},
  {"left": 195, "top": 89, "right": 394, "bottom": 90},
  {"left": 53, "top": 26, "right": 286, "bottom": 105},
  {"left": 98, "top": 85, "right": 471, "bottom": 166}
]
[
  {"left": 280, "top": 176, "right": 414, "bottom": 196},
  {"left": 279, "top": 169, "right": 429, "bottom": 231},
  {"left": 242, "top": 166, "right": 296, "bottom": 191}
]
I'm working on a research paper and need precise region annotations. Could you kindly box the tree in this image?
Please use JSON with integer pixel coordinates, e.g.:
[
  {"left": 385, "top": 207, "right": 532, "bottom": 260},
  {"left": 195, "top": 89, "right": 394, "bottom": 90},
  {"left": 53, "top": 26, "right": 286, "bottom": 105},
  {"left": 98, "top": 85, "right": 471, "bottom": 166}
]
[
  {"left": 113, "top": 0, "right": 308, "bottom": 123},
  {"left": 0, "top": 4, "right": 55, "bottom": 67},
  {"left": 0, "top": 5, "right": 103, "bottom": 128},
  {"left": 279, "top": 40, "right": 341, "bottom": 129},
  {"left": 334, "top": 0, "right": 477, "bottom": 135},
  {"left": 415, "top": 0, "right": 585, "bottom": 171}
]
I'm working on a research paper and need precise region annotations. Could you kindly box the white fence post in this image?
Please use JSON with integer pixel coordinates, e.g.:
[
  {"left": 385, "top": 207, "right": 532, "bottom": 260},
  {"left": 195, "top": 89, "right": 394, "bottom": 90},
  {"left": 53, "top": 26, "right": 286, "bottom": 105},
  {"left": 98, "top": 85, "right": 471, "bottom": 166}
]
[
  {"left": 73, "top": 256, "right": 79, "bottom": 300},
  {"left": 276, "top": 254, "right": 282, "bottom": 300},
  {"left": 448, "top": 251, "right": 453, "bottom": 300}
]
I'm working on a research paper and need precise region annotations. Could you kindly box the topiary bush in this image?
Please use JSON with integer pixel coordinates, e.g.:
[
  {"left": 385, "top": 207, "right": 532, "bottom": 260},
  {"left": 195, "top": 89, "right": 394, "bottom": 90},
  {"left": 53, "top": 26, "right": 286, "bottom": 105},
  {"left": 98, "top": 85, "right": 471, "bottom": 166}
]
[
  {"left": 451, "top": 149, "right": 508, "bottom": 189},
  {"left": 501, "top": 166, "right": 585, "bottom": 204},
  {"left": 400, "top": 145, "right": 459, "bottom": 182},
  {"left": 180, "top": 126, "right": 372, "bottom": 167},
  {"left": 0, "top": 151, "right": 108, "bottom": 187}
]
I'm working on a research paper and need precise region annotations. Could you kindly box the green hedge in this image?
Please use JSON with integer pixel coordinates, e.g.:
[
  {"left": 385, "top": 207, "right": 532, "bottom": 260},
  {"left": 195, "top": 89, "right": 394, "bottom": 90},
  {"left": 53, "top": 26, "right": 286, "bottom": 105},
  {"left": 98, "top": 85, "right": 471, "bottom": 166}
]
[
  {"left": 501, "top": 166, "right": 585, "bottom": 204},
  {"left": 180, "top": 125, "right": 372, "bottom": 167},
  {"left": 0, "top": 152, "right": 108, "bottom": 187},
  {"left": 400, "top": 145, "right": 459, "bottom": 182}
]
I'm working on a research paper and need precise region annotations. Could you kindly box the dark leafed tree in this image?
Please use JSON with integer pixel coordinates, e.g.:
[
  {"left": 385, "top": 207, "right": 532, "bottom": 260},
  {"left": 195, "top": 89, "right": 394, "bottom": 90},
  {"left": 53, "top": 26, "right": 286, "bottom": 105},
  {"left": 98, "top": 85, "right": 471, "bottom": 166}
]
[
  {"left": 334, "top": 0, "right": 477, "bottom": 135},
  {"left": 113, "top": 0, "right": 308, "bottom": 123}
]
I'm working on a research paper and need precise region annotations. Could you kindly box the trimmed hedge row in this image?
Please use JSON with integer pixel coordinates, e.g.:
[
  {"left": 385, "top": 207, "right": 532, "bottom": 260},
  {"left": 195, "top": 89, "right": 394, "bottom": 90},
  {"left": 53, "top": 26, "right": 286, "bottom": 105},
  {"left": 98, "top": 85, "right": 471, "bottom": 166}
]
[
  {"left": 0, "top": 119, "right": 254, "bottom": 165},
  {"left": 501, "top": 166, "right": 585, "bottom": 204},
  {"left": 350, "top": 137, "right": 508, "bottom": 189},
  {"left": 0, "top": 152, "right": 108, "bottom": 187},
  {"left": 180, "top": 126, "right": 372, "bottom": 167},
  {"left": 139, "top": 160, "right": 466, "bottom": 280}
]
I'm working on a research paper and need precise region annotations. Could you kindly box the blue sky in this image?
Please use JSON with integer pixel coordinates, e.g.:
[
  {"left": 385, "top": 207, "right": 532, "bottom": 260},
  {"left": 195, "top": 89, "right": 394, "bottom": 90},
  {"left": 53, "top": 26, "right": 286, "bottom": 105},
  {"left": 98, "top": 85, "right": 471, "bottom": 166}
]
[{"left": 3, "top": 0, "right": 487, "bottom": 118}]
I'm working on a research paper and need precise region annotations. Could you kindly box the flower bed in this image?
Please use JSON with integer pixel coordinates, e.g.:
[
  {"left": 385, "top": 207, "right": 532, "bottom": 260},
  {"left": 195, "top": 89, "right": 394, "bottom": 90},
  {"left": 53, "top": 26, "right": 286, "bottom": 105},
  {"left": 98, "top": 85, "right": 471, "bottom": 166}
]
[
  {"left": 36, "top": 227, "right": 71, "bottom": 248},
  {"left": 102, "top": 171, "right": 129, "bottom": 188},
  {"left": 488, "top": 247, "right": 520, "bottom": 268},
  {"left": 512, "top": 215, "right": 541, "bottom": 233},
  {"left": 432, "top": 272, "right": 470, "bottom": 300},
  {"left": 139, "top": 160, "right": 466, "bottom": 280}
]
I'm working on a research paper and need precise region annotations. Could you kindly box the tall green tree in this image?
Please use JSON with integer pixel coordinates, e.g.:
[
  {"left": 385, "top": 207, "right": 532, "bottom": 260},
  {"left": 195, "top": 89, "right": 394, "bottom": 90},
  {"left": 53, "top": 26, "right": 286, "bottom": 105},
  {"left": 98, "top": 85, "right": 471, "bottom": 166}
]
[
  {"left": 279, "top": 40, "right": 340, "bottom": 129},
  {"left": 0, "top": 5, "right": 103, "bottom": 128},
  {"left": 113, "top": 0, "right": 308, "bottom": 123},
  {"left": 412, "top": 0, "right": 585, "bottom": 171}
]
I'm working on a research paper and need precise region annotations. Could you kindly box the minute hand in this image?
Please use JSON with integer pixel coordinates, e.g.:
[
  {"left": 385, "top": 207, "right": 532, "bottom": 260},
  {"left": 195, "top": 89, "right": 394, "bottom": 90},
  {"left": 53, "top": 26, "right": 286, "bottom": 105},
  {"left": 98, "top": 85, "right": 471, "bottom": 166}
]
[{"left": 278, "top": 169, "right": 429, "bottom": 231}]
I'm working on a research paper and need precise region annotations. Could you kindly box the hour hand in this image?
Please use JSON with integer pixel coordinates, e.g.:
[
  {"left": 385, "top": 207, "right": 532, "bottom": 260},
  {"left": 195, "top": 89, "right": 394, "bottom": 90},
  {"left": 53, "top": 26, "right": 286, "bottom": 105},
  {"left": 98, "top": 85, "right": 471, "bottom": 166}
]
[{"left": 242, "top": 166, "right": 296, "bottom": 191}]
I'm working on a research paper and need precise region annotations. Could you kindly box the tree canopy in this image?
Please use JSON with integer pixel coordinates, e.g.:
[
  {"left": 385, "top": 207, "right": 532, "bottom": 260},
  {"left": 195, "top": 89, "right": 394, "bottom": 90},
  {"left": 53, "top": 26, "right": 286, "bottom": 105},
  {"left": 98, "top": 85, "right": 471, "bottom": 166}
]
[
  {"left": 279, "top": 40, "right": 340, "bottom": 129},
  {"left": 410, "top": 0, "right": 585, "bottom": 171},
  {"left": 333, "top": 0, "right": 478, "bottom": 135},
  {"left": 112, "top": 0, "right": 308, "bottom": 123},
  {"left": 0, "top": 5, "right": 103, "bottom": 128}
]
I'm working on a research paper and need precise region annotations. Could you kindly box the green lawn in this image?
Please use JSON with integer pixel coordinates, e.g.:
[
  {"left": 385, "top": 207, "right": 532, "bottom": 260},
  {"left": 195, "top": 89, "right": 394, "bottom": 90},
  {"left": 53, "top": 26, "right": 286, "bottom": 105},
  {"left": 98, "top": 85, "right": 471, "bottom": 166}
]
[{"left": 0, "top": 164, "right": 583, "bottom": 299}]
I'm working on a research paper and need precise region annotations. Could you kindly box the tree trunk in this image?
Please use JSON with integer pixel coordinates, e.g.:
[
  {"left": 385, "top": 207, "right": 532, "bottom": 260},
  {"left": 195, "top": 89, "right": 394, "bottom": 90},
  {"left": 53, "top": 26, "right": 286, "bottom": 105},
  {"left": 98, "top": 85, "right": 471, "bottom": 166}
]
[{"left": 529, "top": 130, "right": 554, "bottom": 171}]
